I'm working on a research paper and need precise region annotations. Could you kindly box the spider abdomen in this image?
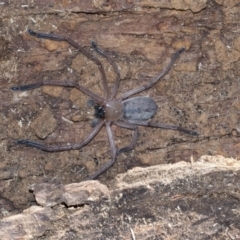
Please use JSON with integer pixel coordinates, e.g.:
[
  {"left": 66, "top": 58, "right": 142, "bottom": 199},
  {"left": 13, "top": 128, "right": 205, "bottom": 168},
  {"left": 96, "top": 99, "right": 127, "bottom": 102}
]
[{"left": 122, "top": 96, "right": 157, "bottom": 120}]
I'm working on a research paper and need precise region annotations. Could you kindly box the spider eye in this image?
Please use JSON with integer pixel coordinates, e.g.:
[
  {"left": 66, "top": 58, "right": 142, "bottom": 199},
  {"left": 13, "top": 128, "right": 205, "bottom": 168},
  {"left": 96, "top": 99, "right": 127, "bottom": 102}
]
[{"left": 94, "top": 105, "right": 105, "bottom": 119}]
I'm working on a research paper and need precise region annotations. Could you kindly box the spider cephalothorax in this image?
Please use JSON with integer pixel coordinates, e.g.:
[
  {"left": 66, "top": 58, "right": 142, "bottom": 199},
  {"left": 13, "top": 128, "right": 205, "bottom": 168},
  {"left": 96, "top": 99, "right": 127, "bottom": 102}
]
[
  {"left": 94, "top": 100, "right": 122, "bottom": 120},
  {"left": 12, "top": 29, "right": 198, "bottom": 180}
]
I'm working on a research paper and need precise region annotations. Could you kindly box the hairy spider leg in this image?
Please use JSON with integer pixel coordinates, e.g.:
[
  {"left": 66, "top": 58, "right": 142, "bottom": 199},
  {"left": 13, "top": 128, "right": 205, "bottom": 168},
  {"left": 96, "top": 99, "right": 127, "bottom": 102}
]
[
  {"left": 91, "top": 42, "right": 121, "bottom": 99},
  {"left": 12, "top": 79, "right": 103, "bottom": 102},
  {"left": 128, "top": 120, "right": 198, "bottom": 136},
  {"left": 115, "top": 119, "right": 197, "bottom": 159},
  {"left": 121, "top": 48, "right": 185, "bottom": 100},
  {"left": 114, "top": 121, "right": 139, "bottom": 153},
  {"left": 11, "top": 82, "right": 43, "bottom": 91},
  {"left": 85, "top": 121, "right": 117, "bottom": 180},
  {"left": 11, "top": 29, "right": 107, "bottom": 102},
  {"left": 16, "top": 120, "right": 105, "bottom": 152},
  {"left": 24, "top": 29, "right": 109, "bottom": 99}
]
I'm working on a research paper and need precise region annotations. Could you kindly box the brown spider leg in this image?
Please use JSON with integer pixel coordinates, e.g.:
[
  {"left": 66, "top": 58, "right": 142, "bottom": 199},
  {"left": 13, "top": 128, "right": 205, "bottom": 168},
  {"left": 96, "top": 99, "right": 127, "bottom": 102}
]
[
  {"left": 128, "top": 120, "right": 198, "bottom": 136},
  {"left": 16, "top": 120, "right": 105, "bottom": 152},
  {"left": 121, "top": 48, "right": 185, "bottom": 100},
  {"left": 86, "top": 121, "right": 117, "bottom": 180},
  {"left": 114, "top": 121, "right": 139, "bottom": 153},
  {"left": 11, "top": 79, "right": 103, "bottom": 102},
  {"left": 91, "top": 42, "right": 121, "bottom": 99},
  {"left": 28, "top": 29, "right": 109, "bottom": 99}
]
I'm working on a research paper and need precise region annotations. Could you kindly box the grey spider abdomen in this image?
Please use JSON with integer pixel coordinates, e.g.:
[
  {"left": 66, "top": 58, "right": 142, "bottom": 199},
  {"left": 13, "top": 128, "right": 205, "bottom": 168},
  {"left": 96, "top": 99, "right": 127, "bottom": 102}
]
[{"left": 122, "top": 96, "right": 157, "bottom": 120}]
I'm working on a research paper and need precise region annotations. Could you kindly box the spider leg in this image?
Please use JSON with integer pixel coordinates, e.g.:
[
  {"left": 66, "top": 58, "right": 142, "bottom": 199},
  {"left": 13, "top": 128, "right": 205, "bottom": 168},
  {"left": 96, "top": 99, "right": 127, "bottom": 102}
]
[
  {"left": 128, "top": 120, "right": 198, "bottom": 136},
  {"left": 27, "top": 29, "right": 109, "bottom": 99},
  {"left": 11, "top": 82, "right": 43, "bottom": 91},
  {"left": 114, "top": 121, "right": 139, "bottom": 153},
  {"left": 91, "top": 42, "right": 120, "bottom": 99},
  {"left": 15, "top": 120, "right": 105, "bottom": 152},
  {"left": 121, "top": 48, "right": 185, "bottom": 100},
  {"left": 11, "top": 79, "right": 103, "bottom": 102},
  {"left": 86, "top": 121, "right": 117, "bottom": 180}
]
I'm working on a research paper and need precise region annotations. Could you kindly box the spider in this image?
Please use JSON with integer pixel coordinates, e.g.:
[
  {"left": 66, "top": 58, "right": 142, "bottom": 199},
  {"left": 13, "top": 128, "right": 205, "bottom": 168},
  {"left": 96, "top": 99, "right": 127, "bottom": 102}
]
[{"left": 12, "top": 29, "right": 198, "bottom": 180}]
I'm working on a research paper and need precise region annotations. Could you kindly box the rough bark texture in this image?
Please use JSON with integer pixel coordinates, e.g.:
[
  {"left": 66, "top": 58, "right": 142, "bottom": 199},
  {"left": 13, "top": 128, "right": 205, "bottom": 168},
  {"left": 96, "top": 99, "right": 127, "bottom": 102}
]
[
  {"left": 1, "top": 156, "right": 240, "bottom": 239},
  {"left": 0, "top": 0, "right": 240, "bottom": 239}
]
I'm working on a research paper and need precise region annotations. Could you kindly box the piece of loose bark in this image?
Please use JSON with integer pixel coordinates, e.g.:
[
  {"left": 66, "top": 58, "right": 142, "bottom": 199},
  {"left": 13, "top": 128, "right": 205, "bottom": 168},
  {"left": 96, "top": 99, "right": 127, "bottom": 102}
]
[{"left": 0, "top": 155, "right": 239, "bottom": 239}]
